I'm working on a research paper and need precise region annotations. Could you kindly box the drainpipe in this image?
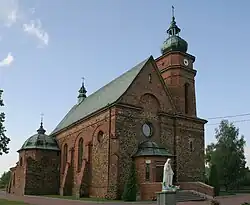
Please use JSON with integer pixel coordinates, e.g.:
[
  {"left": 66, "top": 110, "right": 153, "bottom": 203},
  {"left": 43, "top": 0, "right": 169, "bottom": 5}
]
[
  {"left": 107, "top": 104, "right": 112, "bottom": 192},
  {"left": 173, "top": 116, "right": 177, "bottom": 183}
]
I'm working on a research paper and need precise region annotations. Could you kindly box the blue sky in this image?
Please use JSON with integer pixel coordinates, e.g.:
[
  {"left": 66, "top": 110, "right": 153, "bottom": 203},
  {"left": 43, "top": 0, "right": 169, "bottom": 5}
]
[{"left": 1, "top": 0, "right": 250, "bottom": 175}]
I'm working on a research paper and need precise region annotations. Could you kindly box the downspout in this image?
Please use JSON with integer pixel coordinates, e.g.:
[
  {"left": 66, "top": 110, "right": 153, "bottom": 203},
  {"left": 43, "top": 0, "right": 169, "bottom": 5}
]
[
  {"left": 107, "top": 104, "right": 112, "bottom": 192},
  {"left": 173, "top": 116, "right": 177, "bottom": 183}
]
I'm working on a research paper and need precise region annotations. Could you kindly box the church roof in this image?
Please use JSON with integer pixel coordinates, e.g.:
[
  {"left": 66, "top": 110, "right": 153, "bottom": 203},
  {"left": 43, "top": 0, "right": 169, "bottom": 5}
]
[
  {"left": 133, "top": 141, "right": 174, "bottom": 157},
  {"left": 18, "top": 123, "right": 60, "bottom": 152},
  {"left": 50, "top": 56, "right": 152, "bottom": 136}
]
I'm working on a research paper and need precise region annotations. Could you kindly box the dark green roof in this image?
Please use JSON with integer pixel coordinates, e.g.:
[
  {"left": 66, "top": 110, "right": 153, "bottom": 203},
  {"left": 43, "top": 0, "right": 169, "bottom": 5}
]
[
  {"left": 133, "top": 141, "right": 173, "bottom": 157},
  {"left": 18, "top": 124, "right": 59, "bottom": 152},
  {"left": 51, "top": 56, "right": 152, "bottom": 135},
  {"left": 161, "top": 35, "right": 188, "bottom": 54},
  {"left": 161, "top": 15, "right": 188, "bottom": 54}
]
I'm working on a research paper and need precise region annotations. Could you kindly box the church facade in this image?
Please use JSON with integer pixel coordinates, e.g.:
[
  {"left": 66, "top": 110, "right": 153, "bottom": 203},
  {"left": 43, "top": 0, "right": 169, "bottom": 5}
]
[{"left": 7, "top": 13, "right": 211, "bottom": 200}]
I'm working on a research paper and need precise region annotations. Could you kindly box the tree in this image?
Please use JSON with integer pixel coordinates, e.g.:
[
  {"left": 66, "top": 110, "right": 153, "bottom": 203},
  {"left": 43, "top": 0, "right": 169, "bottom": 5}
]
[
  {"left": 122, "top": 161, "right": 137, "bottom": 201},
  {"left": 0, "top": 89, "right": 10, "bottom": 155},
  {"left": 209, "top": 164, "right": 220, "bottom": 196},
  {"left": 0, "top": 171, "right": 11, "bottom": 188},
  {"left": 206, "top": 120, "right": 247, "bottom": 191}
]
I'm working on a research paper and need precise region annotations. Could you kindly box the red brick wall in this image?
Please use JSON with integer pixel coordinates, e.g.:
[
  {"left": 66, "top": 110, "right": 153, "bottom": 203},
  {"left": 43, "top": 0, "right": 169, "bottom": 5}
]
[
  {"left": 135, "top": 156, "right": 168, "bottom": 200},
  {"left": 24, "top": 150, "right": 60, "bottom": 195},
  {"left": 9, "top": 149, "right": 60, "bottom": 196},
  {"left": 155, "top": 52, "right": 197, "bottom": 117},
  {"left": 140, "top": 183, "right": 161, "bottom": 201},
  {"left": 55, "top": 108, "right": 117, "bottom": 198}
]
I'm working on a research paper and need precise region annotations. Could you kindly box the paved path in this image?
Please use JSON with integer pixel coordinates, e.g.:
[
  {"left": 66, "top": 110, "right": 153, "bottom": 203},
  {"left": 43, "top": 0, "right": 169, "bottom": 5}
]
[{"left": 1, "top": 191, "right": 250, "bottom": 205}]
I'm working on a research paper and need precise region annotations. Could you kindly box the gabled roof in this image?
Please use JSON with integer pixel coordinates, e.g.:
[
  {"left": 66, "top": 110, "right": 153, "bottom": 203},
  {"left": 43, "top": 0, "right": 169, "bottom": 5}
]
[{"left": 50, "top": 56, "right": 152, "bottom": 136}]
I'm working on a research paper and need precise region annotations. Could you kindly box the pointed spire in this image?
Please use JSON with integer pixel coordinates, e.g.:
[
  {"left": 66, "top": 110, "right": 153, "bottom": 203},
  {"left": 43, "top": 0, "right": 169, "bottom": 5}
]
[
  {"left": 37, "top": 113, "right": 46, "bottom": 134},
  {"left": 77, "top": 77, "right": 87, "bottom": 104},
  {"left": 161, "top": 6, "right": 188, "bottom": 54},
  {"left": 167, "top": 6, "right": 181, "bottom": 36}
]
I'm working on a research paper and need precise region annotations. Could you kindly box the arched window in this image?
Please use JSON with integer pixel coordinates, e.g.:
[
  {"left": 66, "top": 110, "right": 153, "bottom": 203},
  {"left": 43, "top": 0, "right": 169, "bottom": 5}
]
[
  {"left": 189, "top": 139, "right": 194, "bottom": 152},
  {"left": 97, "top": 131, "right": 104, "bottom": 142},
  {"left": 19, "top": 157, "right": 23, "bottom": 166},
  {"left": 184, "top": 83, "right": 189, "bottom": 114},
  {"left": 63, "top": 144, "right": 68, "bottom": 171},
  {"left": 78, "top": 138, "right": 84, "bottom": 172}
]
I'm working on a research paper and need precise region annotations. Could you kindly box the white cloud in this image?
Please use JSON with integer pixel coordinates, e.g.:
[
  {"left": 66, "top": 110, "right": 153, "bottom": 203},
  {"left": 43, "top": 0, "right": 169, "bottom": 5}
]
[
  {"left": 0, "top": 53, "right": 14, "bottom": 67},
  {"left": 0, "top": 0, "right": 19, "bottom": 27},
  {"left": 0, "top": 0, "right": 49, "bottom": 47},
  {"left": 23, "top": 19, "right": 49, "bottom": 46}
]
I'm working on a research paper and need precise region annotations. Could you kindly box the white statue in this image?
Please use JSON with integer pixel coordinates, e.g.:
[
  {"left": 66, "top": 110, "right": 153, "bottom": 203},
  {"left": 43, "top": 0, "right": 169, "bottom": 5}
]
[{"left": 162, "top": 158, "right": 174, "bottom": 190}]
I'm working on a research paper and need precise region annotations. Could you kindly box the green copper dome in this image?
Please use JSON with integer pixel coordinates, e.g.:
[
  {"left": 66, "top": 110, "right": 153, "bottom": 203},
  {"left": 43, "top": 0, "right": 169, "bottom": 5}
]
[
  {"left": 18, "top": 122, "right": 59, "bottom": 152},
  {"left": 133, "top": 141, "right": 174, "bottom": 157},
  {"left": 161, "top": 10, "right": 188, "bottom": 54}
]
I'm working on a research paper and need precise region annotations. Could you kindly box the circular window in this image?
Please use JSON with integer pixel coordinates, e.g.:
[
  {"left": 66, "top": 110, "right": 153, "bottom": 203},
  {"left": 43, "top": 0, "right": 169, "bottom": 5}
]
[{"left": 142, "top": 123, "right": 153, "bottom": 138}]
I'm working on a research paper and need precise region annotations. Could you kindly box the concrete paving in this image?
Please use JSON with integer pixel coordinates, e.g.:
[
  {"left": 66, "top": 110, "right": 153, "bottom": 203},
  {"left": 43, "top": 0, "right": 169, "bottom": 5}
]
[{"left": 1, "top": 191, "right": 250, "bottom": 205}]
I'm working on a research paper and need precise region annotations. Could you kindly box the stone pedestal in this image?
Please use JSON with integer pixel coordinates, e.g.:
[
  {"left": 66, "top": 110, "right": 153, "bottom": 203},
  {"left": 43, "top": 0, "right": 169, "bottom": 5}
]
[
  {"left": 156, "top": 191, "right": 176, "bottom": 205},
  {"left": 59, "top": 187, "right": 64, "bottom": 196}
]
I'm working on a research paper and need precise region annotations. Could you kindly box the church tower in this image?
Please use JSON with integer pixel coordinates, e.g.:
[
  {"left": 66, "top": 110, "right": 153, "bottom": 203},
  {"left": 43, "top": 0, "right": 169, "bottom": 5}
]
[{"left": 156, "top": 7, "right": 197, "bottom": 117}]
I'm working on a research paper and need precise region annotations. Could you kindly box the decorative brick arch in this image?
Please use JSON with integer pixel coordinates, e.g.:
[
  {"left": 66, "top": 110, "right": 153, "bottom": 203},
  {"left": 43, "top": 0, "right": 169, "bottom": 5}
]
[
  {"left": 91, "top": 124, "right": 102, "bottom": 143},
  {"left": 139, "top": 93, "right": 161, "bottom": 112}
]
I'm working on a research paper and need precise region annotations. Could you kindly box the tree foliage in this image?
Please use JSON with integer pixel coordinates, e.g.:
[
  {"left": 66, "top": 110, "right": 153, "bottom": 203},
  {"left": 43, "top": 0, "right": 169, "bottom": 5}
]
[
  {"left": 0, "top": 90, "right": 10, "bottom": 155},
  {"left": 0, "top": 171, "right": 11, "bottom": 188},
  {"left": 205, "top": 120, "right": 247, "bottom": 191},
  {"left": 122, "top": 161, "right": 137, "bottom": 201},
  {"left": 209, "top": 164, "right": 220, "bottom": 196}
]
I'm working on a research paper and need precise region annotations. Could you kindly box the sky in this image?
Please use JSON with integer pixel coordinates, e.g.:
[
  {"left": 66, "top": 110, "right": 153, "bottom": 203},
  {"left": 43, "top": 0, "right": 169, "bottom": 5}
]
[{"left": 0, "top": 0, "right": 250, "bottom": 175}]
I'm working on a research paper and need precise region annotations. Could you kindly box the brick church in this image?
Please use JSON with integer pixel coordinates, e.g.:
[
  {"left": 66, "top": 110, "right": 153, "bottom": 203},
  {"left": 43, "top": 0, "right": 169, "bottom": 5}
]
[{"left": 7, "top": 11, "right": 211, "bottom": 200}]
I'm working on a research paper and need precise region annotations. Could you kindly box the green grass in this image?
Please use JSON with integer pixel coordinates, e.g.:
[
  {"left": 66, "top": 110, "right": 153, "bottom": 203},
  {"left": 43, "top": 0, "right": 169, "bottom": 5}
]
[
  {"left": 219, "top": 191, "right": 236, "bottom": 196},
  {"left": 44, "top": 195, "right": 121, "bottom": 202},
  {"left": 0, "top": 199, "right": 30, "bottom": 205}
]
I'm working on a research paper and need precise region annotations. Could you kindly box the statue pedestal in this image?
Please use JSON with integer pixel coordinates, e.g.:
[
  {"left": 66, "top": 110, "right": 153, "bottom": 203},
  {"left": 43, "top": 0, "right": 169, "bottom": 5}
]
[{"left": 156, "top": 191, "right": 176, "bottom": 205}]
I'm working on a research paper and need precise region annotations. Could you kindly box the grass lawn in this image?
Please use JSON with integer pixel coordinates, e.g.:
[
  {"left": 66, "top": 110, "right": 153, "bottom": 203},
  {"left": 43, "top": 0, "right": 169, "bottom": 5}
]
[
  {"left": 0, "top": 199, "right": 29, "bottom": 204},
  {"left": 44, "top": 195, "right": 121, "bottom": 202}
]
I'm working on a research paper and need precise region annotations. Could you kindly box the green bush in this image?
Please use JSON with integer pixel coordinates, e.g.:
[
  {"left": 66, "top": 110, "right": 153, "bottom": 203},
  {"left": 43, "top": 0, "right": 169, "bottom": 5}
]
[
  {"left": 209, "top": 164, "right": 220, "bottom": 196},
  {"left": 210, "top": 199, "right": 220, "bottom": 205},
  {"left": 241, "top": 203, "right": 250, "bottom": 205},
  {"left": 122, "top": 161, "right": 137, "bottom": 201}
]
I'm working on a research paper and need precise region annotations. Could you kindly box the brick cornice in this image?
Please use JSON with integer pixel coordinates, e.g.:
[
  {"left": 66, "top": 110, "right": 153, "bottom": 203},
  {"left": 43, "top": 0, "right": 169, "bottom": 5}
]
[
  {"left": 115, "top": 102, "right": 143, "bottom": 111},
  {"left": 155, "top": 51, "right": 196, "bottom": 62},
  {"left": 160, "top": 65, "right": 197, "bottom": 76},
  {"left": 158, "top": 111, "right": 207, "bottom": 124}
]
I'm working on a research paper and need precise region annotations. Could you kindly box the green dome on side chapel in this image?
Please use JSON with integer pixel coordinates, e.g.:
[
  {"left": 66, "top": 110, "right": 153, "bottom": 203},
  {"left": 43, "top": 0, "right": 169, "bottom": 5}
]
[
  {"left": 18, "top": 122, "right": 59, "bottom": 152},
  {"left": 161, "top": 8, "right": 188, "bottom": 54}
]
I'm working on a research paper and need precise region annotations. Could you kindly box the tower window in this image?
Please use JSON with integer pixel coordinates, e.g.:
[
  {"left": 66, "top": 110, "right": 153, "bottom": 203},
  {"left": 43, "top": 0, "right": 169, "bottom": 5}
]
[
  {"left": 184, "top": 83, "right": 189, "bottom": 114},
  {"left": 189, "top": 139, "right": 194, "bottom": 152},
  {"left": 20, "top": 157, "right": 23, "bottom": 166},
  {"left": 148, "top": 74, "right": 152, "bottom": 83},
  {"left": 145, "top": 163, "right": 150, "bottom": 181}
]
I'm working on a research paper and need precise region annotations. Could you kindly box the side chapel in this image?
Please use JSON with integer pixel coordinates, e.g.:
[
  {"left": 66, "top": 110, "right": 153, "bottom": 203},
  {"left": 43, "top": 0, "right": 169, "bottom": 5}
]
[{"left": 7, "top": 11, "right": 209, "bottom": 200}]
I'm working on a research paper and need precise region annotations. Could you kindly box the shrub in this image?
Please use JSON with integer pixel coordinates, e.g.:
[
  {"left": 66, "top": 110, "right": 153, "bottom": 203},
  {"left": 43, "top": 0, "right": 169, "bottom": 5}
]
[
  {"left": 122, "top": 161, "right": 137, "bottom": 201},
  {"left": 209, "top": 164, "right": 220, "bottom": 196},
  {"left": 210, "top": 199, "right": 220, "bottom": 205}
]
